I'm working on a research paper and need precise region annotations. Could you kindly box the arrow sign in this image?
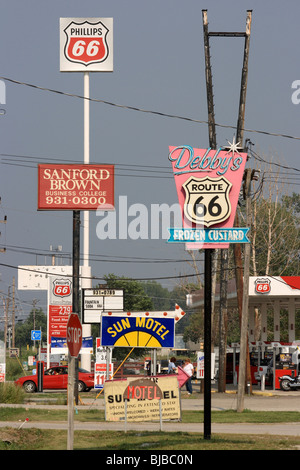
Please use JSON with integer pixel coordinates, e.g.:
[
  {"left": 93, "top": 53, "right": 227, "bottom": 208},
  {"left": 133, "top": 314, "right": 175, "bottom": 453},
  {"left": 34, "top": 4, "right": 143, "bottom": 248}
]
[{"left": 103, "top": 304, "right": 185, "bottom": 323}]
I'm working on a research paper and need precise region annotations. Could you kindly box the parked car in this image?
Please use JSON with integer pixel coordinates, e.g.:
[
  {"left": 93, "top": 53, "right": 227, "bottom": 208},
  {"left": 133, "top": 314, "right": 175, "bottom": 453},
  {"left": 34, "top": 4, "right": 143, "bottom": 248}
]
[{"left": 15, "top": 365, "right": 94, "bottom": 393}]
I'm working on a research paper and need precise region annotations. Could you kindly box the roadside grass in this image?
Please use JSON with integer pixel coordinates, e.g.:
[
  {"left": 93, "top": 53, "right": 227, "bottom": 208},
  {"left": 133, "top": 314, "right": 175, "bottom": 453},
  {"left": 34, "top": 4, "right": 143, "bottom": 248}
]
[
  {"left": 1, "top": 407, "right": 300, "bottom": 424},
  {"left": 1, "top": 391, "right": 300, "bottom": 450},
  {"left": 0, "top": 428, "right": 299, "bottom": 451}
]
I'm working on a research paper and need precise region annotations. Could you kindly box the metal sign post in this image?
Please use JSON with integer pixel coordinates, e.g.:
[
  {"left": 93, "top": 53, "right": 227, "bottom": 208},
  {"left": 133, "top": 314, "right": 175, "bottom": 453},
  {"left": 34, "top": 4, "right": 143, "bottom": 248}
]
[
  {"left": 59, "top": 16, "right": 114, "bottom": 372},
  {"left": 67, "top": 312, "right": 82, "bottom": 451}
]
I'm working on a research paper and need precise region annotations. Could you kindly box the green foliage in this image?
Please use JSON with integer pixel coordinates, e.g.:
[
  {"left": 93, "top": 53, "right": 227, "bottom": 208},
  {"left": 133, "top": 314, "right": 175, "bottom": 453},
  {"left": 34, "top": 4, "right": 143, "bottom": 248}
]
[
  {"left": 5, "top": 356, "right": 24, "bottom": 381},
  {"left": 104, "top": 274, "right": 153, "bottom": 311},
  {"left": 15, "top": 308, "right": 47, "bottom": 349},
  {"left": 239, "top": 191, "right": 300, "bottom": 276},
  {"left": 0, "top": 382, "right": 25, "bottom": 404}
]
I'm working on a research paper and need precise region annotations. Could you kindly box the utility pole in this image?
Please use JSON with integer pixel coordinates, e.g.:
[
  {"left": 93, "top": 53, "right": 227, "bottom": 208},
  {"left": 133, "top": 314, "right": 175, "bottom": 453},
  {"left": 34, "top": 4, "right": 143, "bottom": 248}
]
[
  {"left": 4, "top": 287, "right": 10, "bottom": 348},
  {"left": 202, "top": 9, "right": 217, "bottom": 440},
  {"left": 233, "top": 10, "right": 253, "bottom": 405},
  {"left": 0, "top": 202, "right": 7, "bottom": 252},
  {"left": 12, "top": 277, "right": 15, "bottom": 348},
  {"left": 237, "top": 168, "right": 252, "bottom": 411},
  {"left": 201, "top": 9, "right": 253, "bottom": 429}
]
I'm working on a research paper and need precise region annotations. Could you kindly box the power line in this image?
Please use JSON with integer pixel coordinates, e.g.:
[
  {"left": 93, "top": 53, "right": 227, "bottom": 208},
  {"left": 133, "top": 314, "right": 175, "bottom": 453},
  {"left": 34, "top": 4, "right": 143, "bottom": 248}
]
[
  {"left": 0, "top": 242, "right": 198, "bottom": 264},
  {"left": 1, "top": 148, "right": 300, "bottom": 176},
  {"left": 2, "top": 75, "right": 300, "bottom": 142}
]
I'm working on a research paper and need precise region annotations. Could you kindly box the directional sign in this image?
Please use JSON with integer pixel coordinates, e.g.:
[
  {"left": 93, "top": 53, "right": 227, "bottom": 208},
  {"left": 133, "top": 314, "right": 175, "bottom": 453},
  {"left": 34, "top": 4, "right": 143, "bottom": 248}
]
[
  {"left": 66, "top": 314, "right": 82, "bottom": 357},
  {"left": 31, "top": 330, "right": 42, "bottom": 341}
]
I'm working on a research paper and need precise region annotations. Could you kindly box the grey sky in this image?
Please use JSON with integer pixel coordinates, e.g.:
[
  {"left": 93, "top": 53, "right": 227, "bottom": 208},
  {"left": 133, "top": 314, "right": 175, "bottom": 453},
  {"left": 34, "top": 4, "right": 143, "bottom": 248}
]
[{"left": 0, "top": 0, "right": 299, "bottom": 319}]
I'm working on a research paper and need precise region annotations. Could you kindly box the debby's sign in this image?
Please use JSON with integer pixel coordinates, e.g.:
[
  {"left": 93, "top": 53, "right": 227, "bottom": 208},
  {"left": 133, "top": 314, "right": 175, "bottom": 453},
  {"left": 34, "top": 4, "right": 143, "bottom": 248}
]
[
  {"left": 168, "top": 144, "right": 247, "bottom": 249},
  {"left": 60, "top": 17, "right": 113, "bottom": 72},
  {"left": 38, "top": 164, "right": 115, "bottom": 211}
]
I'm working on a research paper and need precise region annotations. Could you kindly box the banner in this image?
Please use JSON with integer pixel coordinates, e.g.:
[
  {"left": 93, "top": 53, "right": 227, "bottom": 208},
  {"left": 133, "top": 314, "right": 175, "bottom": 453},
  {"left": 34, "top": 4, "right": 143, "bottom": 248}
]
[{"left": 51, "top": 336, "right": 93, "bottom": 354}]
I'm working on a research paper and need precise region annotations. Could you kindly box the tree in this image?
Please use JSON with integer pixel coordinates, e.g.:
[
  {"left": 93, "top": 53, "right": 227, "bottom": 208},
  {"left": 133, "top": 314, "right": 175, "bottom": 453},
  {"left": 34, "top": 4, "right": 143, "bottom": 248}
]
[
  {"left": 238, "top": 163, "right": 300, "bottom": 341},
  {"left": 237, "top": 163, "right": 300, "bottom": 276},
  {"left": 15, "top": 308, "right": 47, "bottom": 349},
  {"left": 103, "top": 274, "right": 153, "bottom": 311}
]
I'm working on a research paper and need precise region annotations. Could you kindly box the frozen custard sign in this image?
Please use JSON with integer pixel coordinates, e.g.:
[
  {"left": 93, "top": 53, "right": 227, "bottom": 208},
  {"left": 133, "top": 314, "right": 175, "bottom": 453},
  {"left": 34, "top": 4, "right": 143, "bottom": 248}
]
[{"left": 168, "top": 142, "right": 248, "bottom": 248}]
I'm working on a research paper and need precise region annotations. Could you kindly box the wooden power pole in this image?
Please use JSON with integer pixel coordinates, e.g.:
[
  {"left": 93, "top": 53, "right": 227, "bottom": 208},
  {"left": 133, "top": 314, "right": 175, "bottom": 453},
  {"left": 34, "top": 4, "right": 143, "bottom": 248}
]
[{"left": 202, "top": 10, "right": 253, "bottom": 421}]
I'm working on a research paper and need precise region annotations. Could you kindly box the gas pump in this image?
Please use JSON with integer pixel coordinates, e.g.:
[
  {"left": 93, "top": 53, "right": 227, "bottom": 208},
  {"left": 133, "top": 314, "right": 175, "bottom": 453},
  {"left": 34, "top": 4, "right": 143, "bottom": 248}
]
[
  {"left": 270, "top": 342, "right": 298, "bottom": 389},
  {"left": 273, "top": 353, "right": 297, "bottom": 389}
]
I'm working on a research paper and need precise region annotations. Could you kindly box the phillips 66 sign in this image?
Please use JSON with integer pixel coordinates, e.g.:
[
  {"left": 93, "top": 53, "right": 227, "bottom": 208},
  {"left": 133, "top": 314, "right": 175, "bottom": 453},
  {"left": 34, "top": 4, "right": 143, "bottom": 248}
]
[{"left": 60, "top": 18, "right": 113, "bottom": 72}]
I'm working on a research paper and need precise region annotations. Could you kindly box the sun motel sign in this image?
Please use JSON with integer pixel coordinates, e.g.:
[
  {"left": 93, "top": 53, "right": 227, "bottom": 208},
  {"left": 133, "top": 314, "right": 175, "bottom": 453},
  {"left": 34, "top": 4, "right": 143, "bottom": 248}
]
[
  {"left": 101, "top": 313, "right": 175, "bottom": 348},
  {"left": 100, "top": 306, "right": 185, "bottom": 349},
  {"left": 168, "top": 144, "right": 248, "bottom": 249},
  {"left": 67, "top": 314, "right": 82, "bottom": 357},
  {"left": 60, "top": 17, "right": 113, "bottom": 72}
]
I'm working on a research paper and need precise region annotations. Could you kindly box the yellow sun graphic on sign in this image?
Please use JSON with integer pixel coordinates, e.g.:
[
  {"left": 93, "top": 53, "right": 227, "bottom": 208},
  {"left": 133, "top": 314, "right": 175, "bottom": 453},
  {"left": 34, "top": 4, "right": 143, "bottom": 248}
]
[{"left": 114, "top": 331, "right": 162, "bottom": 348}]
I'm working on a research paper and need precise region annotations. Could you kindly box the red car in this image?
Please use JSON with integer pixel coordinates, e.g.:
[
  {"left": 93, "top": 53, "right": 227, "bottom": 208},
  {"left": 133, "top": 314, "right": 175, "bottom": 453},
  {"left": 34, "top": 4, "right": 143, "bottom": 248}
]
[{"left": 15, "top": 365, "right": 94, "bottom": 393}]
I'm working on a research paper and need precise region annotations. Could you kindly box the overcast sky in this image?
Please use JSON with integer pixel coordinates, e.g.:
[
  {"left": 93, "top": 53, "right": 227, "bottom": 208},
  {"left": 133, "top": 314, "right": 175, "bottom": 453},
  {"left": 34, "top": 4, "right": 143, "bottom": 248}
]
[{"left": 0, "top": 0, "right": 299, "bottom": 319}]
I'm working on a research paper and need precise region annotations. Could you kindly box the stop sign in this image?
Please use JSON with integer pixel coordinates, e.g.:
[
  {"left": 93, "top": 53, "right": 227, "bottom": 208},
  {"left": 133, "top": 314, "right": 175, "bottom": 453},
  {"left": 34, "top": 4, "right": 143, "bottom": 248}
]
[{"left": 67, "top": 314, "right": 82, "bottom": 357}]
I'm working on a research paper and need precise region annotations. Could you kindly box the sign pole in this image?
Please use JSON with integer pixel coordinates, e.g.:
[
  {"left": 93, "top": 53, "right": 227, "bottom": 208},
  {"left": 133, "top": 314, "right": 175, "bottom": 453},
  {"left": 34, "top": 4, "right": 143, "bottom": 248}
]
[
  {"left": 73, "top": 210, "right": 80, "bottom": 404},
  {"left": 82, "top": 71, "right": 92, "bottom": 372},
  {"left": 204, "top": 249, "right": 212, "bottom": 439},
  {"left": 67, "top": 211, "right": 80, "bottom": 450},
  {"left": 67, "top": 351, "right": 75, "bottom": 450},
  {"left": 83, "top": 71, "right": 90, "bottom": 264}
]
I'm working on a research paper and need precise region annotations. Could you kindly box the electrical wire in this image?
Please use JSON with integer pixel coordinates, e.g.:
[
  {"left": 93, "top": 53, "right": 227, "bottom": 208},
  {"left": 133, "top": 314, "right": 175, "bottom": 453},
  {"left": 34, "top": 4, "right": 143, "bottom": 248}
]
[
  {"left": 0, "top": 242, "right": 199, "bottom": 264},
  {"left": 2, "top": 76, "right": 300, "bottom": 142}
]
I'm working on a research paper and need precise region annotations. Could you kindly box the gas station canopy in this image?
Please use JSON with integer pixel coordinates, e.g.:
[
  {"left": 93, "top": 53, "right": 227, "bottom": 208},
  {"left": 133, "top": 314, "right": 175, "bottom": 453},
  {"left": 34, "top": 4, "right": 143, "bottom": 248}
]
[{"left": 186, "top": 276, "right": 300, "bottom": 343}]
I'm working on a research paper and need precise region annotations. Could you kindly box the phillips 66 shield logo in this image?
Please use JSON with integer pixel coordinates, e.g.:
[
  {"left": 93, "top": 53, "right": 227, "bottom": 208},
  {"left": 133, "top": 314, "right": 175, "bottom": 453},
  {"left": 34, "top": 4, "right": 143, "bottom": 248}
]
[
  {"left": 255, "top": 278, "right": 271, "bottom": 294},
  {"left": 60, "top": 18, "right": 113, "bottom": 72},
  {"left": 183, "top": 176, "right": 232, "bottom": 227},
  {"left": 53, "top": 279, "right": 72, "bottom": 298}
]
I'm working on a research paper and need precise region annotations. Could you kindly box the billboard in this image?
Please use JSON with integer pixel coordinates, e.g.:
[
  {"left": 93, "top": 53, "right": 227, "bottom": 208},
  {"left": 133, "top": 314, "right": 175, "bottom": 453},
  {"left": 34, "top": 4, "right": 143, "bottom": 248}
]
[
  {"left": 168, "top": 144, "right": 247, "bottom": 248},
  {"left": 38, "top": 164, "right": 114, "bottom": 210},
  {"left": 60, "top": 17, "right": 113, "bottom": 72}
]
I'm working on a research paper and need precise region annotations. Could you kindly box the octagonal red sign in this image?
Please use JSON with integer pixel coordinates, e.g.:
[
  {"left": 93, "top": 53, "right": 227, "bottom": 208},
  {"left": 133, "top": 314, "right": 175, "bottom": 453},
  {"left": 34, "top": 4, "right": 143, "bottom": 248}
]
[{"left": 67, "top": 313, "right": 82, "bottom": 357}]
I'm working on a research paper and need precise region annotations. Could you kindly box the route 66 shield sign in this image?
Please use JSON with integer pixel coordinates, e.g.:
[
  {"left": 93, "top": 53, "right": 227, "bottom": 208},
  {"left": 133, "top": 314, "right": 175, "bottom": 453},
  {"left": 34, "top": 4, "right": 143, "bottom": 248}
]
[
  {"left": 60, "top": 18, "right": 113, "bottom": 72},
  {"left": 183, "top": 176, "right": 232, "bottom": 227}
]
